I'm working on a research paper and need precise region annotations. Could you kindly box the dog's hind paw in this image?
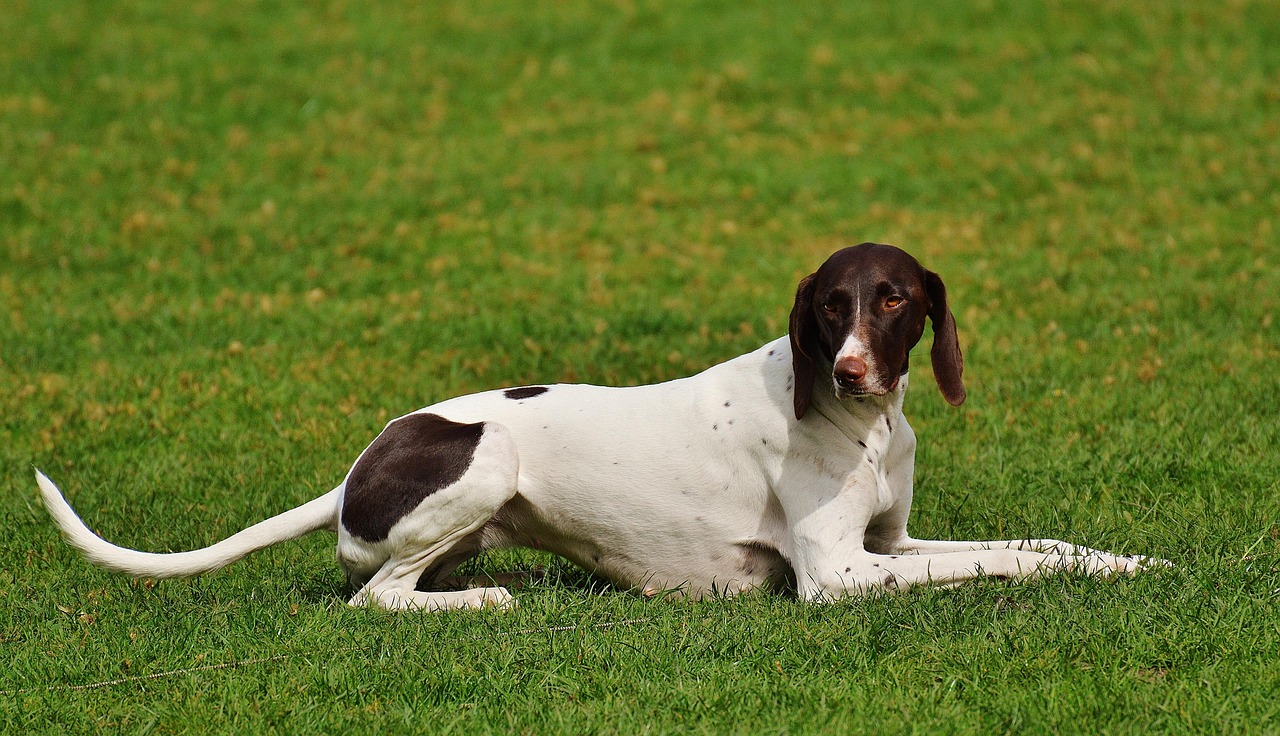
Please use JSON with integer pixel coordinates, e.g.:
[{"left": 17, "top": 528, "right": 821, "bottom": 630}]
[
  {"left": 350, "top": 585, "right": 518, "bottom": 612},
  {"left": 468, "top": 586, "right": 517, "bottom": 610}
]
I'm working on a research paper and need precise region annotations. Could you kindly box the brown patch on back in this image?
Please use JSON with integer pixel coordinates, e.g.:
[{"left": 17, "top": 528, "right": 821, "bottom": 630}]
[{"left": 341, "top": 413, "right": 485, "bottom": 542}]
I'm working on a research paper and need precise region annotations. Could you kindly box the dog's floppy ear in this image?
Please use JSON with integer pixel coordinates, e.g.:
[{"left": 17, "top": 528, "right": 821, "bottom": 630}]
[
  {"left": 924, "top": 269, "right": 966, "bottom": 406},
  {"left": 789, "top": 273, "right": 819, "bottom": 419}
]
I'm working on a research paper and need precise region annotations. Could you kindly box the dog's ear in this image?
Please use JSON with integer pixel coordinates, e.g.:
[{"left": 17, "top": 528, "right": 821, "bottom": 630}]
[
  {"left": 924, "top": 269, "right": 966, "bottom": 406},
  {"left": 789, "top": 273, "right": 819, "bottom": 419}
]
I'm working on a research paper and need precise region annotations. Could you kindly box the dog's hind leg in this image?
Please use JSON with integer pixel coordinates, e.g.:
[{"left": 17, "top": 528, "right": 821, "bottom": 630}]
[
  {"left": 336, "top": 413, "right": 520, "bottom": 612},
  {"left": 352, "top": 545, "right": 516, "bottom": 612}
]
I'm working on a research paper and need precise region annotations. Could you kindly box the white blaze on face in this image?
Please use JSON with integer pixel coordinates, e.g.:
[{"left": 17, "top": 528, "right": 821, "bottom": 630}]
[{"left": 833, "top": 331, "right": 886, "bottom": 395}]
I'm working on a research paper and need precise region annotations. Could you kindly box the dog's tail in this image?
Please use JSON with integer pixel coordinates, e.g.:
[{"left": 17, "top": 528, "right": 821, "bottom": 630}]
[{"left": 35, "top": 469, "right": 340, "bottom": 579}]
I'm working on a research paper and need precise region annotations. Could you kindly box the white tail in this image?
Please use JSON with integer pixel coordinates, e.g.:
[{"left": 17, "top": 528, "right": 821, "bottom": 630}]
[{"left": 35, "top": 470, "right": 340, "bottom": 578}]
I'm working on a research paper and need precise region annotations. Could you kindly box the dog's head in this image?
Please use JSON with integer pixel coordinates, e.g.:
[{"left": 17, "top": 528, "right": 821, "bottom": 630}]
[{"left": 789, "top": 243, "right": 965, "bottom": 419}]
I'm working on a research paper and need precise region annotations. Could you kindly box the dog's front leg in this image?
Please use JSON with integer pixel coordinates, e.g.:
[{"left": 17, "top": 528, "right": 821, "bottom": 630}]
[
  {"left": 842, "top": 547, "right": 1138, "bottom": 594},
  {"left": 784, "top": 465, "right": 961, "bottom": 599},
  {"left": 783, "top": 463, "right": 884, "bottom": 600},
  {"left": 889, "top": 537, "right": 1166, "bottom": 573},
  {"left": 866, "top": 459, "right": 1166, "bottom": 574},
  {"left": 786, "top": 468, "right": 1155, "bottom": 600},
  {"left": 799, "top": 540, "right": 1142, "bottom": 598}
]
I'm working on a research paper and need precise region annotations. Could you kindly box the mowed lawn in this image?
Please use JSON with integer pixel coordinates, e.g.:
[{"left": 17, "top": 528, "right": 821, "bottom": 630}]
[{"left": 2, "top": 0, "right": 1278, "bottom": 732}]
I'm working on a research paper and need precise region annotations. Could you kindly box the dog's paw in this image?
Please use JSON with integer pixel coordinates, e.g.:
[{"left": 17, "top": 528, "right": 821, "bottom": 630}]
[
  {"left": 1079, "top": 552, "right": 1171, "bottom": 577},
  {"left": 1126, "top": 554, "right": 1173, "bottom": 571}
]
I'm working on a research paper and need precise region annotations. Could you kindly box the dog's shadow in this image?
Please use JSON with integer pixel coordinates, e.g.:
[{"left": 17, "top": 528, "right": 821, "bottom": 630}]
[{"left": 293, "top": 551, "right": 628, "bottom": 606}]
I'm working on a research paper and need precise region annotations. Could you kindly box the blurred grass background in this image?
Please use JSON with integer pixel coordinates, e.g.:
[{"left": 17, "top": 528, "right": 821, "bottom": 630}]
[{"left": 2, "top": 0, "right": 1278, "bottom": 732}]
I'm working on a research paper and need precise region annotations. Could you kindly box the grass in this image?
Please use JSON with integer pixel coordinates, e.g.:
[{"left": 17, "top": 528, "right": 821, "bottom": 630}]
[{"left": 2, "top": 0, "right": 1279, "bottom": 732}]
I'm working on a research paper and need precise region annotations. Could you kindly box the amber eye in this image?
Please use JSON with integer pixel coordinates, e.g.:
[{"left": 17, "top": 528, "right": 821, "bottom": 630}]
[
  {"left": 821, "top": 301, "right": 838, "bottom": 315},
  {"left": 884, "top": 296, "right": 904, "bottom": 309}
]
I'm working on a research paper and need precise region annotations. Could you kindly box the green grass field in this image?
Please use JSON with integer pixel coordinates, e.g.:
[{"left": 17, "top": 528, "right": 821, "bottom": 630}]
[{"left": 3, "top": 0, "right": 1279, "bottom": 732}]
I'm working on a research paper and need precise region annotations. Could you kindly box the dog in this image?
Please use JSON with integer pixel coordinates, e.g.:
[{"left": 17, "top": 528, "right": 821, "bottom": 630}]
[{"left": 37, "top": 243, "right": 1163, "bottom": 611}]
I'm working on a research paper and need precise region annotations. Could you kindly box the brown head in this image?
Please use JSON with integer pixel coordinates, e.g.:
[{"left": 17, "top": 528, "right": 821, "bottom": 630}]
[{"left": 788, "top": 243, "right": 965, "bottom": 419}]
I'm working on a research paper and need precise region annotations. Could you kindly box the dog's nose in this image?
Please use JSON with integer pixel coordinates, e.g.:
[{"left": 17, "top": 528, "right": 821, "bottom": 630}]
[{"left": 834, "top": 356, "right": 867, "bottom": 388}]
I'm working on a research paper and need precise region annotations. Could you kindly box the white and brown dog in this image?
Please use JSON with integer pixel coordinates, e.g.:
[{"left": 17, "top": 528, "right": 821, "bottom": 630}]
[{"left": 37, "top": 243, "right": 1164, "bottom": 611}]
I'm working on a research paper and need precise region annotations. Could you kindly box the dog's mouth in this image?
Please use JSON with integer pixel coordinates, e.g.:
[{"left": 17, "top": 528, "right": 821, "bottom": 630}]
[
  {"left": 833, "top": 373, "right": 901, "bottom": 400},
  {"left": 833, "top": 381, "right": 885, "bottom": 400}
]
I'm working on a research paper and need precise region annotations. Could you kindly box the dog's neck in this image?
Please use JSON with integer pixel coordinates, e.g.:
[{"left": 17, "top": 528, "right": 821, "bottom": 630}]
[{"left": 809, "top": 367, "right": 908, "bottom": 445}]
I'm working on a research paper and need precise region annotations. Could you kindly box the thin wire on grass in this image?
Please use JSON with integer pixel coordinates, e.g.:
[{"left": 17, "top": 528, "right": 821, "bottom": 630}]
[{"left": 4, "top": 617, "right": 654, "bottom": 696}]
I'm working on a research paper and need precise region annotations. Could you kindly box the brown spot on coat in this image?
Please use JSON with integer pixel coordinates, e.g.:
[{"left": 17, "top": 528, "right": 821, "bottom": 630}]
[{"left": 504, "top": 386, "right": 549, "bottom": 400}]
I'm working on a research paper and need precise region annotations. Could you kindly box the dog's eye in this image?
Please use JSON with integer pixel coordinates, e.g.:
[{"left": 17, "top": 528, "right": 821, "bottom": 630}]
[
  {"left": 884, "top": 296, "right": 905, "bottom": 309},
  {"left": 821, "top": 302, "right": 839, "bottom": 315}
]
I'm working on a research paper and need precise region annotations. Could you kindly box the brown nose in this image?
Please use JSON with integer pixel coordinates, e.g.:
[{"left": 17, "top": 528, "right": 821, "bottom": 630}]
[{"left": 834, "top": 356, "right": 867, "bottom": 387}]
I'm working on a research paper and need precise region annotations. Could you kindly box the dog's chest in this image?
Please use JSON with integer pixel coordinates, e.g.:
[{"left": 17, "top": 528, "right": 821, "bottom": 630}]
[
  {"left": 820, "top": 405, "right": 906, "bottom": 517},
  {"left": 862, "top": 417, "right": 899, "bottom": 514}
]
